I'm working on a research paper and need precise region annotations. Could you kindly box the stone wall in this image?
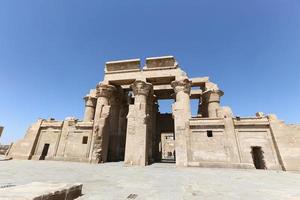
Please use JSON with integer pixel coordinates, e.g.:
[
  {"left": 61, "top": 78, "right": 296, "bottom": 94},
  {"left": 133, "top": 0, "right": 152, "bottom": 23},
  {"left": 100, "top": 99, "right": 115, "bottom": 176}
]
[
  {"left": 188, "top": 118, "right": 229, "bottom": 165},
  {"left": 8, "top": 119, "right": 93, "bottom": 162},
  {"left": 6, "top": 56, "right": 300, "bottom": 171},
  {"left": 187, "top": 117, "right": 282, "bottom": 170},
  {"left": 269, "top": 116, "right": 300, "bottom": 171}
]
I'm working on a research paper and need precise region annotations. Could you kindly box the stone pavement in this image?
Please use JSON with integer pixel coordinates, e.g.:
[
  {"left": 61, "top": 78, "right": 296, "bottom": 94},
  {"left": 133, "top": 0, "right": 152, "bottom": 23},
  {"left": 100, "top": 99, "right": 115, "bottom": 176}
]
[
  {"left": 0, "top": 160, "right": 300, "bottom": 200},
  {"left": 0, "top": 182, "right": 82, "bottom": 200}
]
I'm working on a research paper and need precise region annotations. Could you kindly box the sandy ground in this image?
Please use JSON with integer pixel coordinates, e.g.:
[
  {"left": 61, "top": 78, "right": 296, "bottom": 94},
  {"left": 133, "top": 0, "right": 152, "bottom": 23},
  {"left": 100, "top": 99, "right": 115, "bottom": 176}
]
[{"left": 1, "top": 160, "right": 300, "bottom": 200}]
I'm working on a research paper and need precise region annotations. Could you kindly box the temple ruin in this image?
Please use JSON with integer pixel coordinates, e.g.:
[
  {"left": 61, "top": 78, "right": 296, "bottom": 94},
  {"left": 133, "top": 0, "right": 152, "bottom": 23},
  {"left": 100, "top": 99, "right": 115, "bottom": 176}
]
[{"left": 7, "top": 56, "right": 300, "bottom": 171}]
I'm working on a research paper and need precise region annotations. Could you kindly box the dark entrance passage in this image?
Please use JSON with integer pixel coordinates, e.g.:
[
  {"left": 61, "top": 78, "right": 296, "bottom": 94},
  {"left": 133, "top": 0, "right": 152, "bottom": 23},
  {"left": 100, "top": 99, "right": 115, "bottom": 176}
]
[
  {"left": 155, "top": 111, "right": 175, "bottom": 164},
  {"left": 160, "top": 132, "right": 176, "bottom": 163},
  {"left": 39, "top": 143, "right": 50, "bottom": 160},
  {"left": 251, "top": 146, "right": 266, "bottom": 169}
]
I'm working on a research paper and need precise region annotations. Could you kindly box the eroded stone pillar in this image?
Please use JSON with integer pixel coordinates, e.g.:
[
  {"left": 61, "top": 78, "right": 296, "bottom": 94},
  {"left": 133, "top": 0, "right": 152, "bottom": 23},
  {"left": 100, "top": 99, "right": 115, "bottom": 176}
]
[
  {"left": 124, "top": 80, "right": 153, "bottom": 166},
  {"left": 83, "top": 95, "right": 97, "bottom": 121},
  {"left": 117, "top": 95, "right": 129, "bottom": 161},
  {"left": 108, "top": 88, "right": 122, "bottom": 162},
  {"left": 202, "top": 90, "right": 223, "bottom": 118},
  {"left": 171, "top": 79, "right": 192, "bottom": 166},
  {"left": 146, "top": 93, "right": 156, "bottom": 164},
  {"left": 89, "top": 83, "right": 116, "bottom": 163}
]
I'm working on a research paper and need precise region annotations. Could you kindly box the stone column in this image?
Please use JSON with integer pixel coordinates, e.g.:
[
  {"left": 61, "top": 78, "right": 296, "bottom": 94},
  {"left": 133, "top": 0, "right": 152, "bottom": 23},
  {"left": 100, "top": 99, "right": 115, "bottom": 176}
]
[
  {"left": 146, "top": 93, "right": 156, "bottom": 164},
  {"left": 108, "top": 89, "right": 122, "bottom": 162},
  {"left": 83, "top": 95, "right": 97, "bottom": 121},
  {"left": 117, "top": 95, "right": 129, "bottom": 161},
  {"left": 202, "top": 90, "right": 223, "bottom": 118},
  {"left": 89, "top": 83, "right": 116, "bottom": 163},
  {"left": 124, "top": 80, "right": 153, "bottom": 166},
  {"left": 152, "top": 101, "right": 159, "bottom": 162},
  {"left": 171, "top": 79, "right": 192, "bottom": 166},
  {"left": 197, "top": 98, "right": 202, "bottom": 117}
]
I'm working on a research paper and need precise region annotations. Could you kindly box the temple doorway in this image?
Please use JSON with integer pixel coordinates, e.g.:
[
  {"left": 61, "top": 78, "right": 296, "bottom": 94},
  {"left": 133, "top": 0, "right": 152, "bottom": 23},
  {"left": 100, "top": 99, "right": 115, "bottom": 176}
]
[
  {"left": 160, "top": 132, "right": 176, "bottom": 163},
  {"left": 155, "top": 99, "right": 175, "bottom": 164},
  {"left": 39, "top": 143, "right": 50, "bottom": 160},
  {"left": 251, "top": 146, "right": 266, "bottom": 169}
]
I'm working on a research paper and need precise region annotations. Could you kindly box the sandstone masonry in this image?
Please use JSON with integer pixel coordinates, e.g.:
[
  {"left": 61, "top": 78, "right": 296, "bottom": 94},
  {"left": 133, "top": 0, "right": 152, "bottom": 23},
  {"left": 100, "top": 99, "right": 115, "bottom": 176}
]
[{"left": 7, "top": 56, "right": 300, "bottom": 171}]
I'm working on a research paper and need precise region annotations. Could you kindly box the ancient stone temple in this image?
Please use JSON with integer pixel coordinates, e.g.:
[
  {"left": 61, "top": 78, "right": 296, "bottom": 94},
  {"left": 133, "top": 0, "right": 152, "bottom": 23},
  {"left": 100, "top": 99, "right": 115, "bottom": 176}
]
[{"left": 7, "top": 56, "right": 300, "bottom": 171}]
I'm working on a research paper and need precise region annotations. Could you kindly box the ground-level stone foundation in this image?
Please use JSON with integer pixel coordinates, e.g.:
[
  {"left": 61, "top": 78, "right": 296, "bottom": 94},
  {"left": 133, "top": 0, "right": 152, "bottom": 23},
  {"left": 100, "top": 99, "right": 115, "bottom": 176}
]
[{"left": 7, "top": 56, "right": 300, "bottom": 171}]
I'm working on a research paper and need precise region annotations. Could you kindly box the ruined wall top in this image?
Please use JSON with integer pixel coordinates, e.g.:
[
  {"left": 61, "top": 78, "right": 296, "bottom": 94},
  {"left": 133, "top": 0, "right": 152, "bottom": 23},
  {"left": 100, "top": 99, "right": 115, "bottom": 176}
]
[
  {"left": 104, "top": 56, "right": 178, "bottom": 74},
  {"left": 144, "top": 56, "right": 178, "bottom": 71},
  {"left": 105, "top": 58, "right": 141, "bottom": 74}
]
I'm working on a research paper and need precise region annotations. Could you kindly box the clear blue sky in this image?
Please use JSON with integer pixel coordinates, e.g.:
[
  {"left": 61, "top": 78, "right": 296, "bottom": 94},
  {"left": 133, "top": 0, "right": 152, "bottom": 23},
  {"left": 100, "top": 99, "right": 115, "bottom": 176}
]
[{"left": 0, "top": 0, "right": 299, "bottom": 144}]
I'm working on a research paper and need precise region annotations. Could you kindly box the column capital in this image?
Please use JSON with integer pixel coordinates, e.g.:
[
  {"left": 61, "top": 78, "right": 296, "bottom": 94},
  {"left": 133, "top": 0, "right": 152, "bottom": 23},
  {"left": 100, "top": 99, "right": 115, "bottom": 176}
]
[
  {"left": 84, "top": 95, "right": 97, "bottom": 107},
  {"left": 96, "top": 83, "right": 116, "bottom": 98},
  {"left": 131, "top": 80, "right": 153, "bottom": 96},
  {"left": 171, "top": 79, "right": 192, "bottom": 94},
  {"left": 202, "top": 89, "right": 224, "bottom": 102}
]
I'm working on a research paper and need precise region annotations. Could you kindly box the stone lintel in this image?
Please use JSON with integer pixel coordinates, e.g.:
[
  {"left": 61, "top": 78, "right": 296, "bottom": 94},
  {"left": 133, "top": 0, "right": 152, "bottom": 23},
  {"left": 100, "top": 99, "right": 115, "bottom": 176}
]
[
  {"left": 190, "top": 89, "right": 202, "bottom": 99},
  {"left": 105, "top": 59, "right": 141, "bottom": 74},
  {"left": 144, "top": 55, "right": 177, "bottom": 70},
  {"left": 189, "top": 118, "right": 225, "bottom": 127},
  {"left": 233, "top": 117, "right": 270, "bottom": 127},
  {"left": 190, "top": 77, "right": 210, "bottom": 87},
  {"left": 104, "top": 67, "right": 184, "bottom": 84},
  {"left": 75, "top": 121, "right": 94, "bottom": 128}
]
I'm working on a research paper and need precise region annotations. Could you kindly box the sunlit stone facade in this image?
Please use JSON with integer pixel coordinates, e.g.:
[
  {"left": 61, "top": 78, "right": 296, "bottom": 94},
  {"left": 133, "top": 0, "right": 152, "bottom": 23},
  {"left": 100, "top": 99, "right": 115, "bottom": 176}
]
[{"left": 7, "top": 56, "right": 300, "bottom": 171}]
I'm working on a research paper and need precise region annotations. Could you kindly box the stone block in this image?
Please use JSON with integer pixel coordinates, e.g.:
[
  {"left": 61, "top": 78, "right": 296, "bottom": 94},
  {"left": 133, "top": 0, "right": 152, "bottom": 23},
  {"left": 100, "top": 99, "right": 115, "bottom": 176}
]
[
  {"left": 256, "top": 112, "right": 265, "bottom": 118},
  {"left": 105, "top": 59, "right": 141, "bottom": 73},
  {"left": 144, "top": 56, "right": 177, "bottom": 70},
  {"left": 0, "top": 182, "right": 82, "bottom": 200}
]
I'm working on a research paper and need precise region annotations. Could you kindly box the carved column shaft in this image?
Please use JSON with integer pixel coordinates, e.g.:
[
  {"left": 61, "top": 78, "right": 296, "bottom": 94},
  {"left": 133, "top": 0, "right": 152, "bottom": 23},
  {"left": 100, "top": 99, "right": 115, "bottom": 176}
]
[
  {"left": 172, "top": 79, "right": 192, "bottom": 119},
  {"left": 171, "top": 79, "right": 192, "bottom": 167},
  {"left": 146, "top": 93, "right": 156, "bottom": 164},
  {"left": 89, "top": 83, "right": 116, "bottom": 163},
  {"left": 83, "top": 96, "right": 97, "bottom": 121},
  {"left": 202, "top": 90, "right": 223, "bottom": 118},
  {"left": 117, "top": 95, "right": 129, "bottom": 161},
  {"left": 124, "top": 80, "right": 153, "bottom": 166},
  {"left": 108, "top": 89, "right": 122, "bottom": 162}
]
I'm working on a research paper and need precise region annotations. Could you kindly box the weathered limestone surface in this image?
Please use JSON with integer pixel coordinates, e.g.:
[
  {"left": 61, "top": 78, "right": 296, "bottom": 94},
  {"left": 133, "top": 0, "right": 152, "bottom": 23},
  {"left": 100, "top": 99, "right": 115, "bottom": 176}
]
[
  {"left": 2, "top": 161, "right": 300, "bottom": 200},
  {"left": 124, "top": 80, "right": 153, "bottom": 166},
  {"left": 89, "top": 83, "right": 116, "bottom": 163},
  {"left": 0, "top": 182, "right": 82, "bottom": 200},
  {"left": 171, "top": 79, "right": 192, "bottom": 166},
  {"left": 83, "top": 95, "right": 97, "bottom": 122},
  {"left": 7, "top": 56, "right": 300, "bottom": 171},
  {"left": 7, "top": 120, "right": 43, "bottom": 160},
  {"left": 268, "top": 115, "right": 300, "bottom": 171}
]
